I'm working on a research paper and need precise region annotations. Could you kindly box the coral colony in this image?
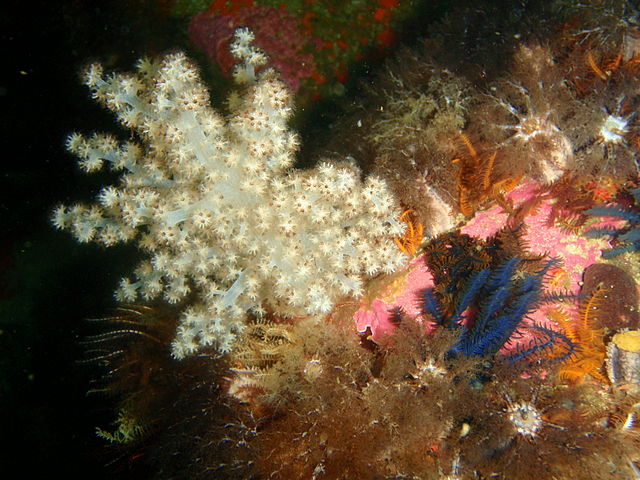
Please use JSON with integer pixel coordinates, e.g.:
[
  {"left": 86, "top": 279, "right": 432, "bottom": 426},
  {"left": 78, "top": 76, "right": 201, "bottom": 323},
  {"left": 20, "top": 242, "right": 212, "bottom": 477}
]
[
  {"left": 54, "top": 4, "right": 640, "bottom": 480},
  {"left": 53, "top": 29, "right": 406, "bottom": 357}
]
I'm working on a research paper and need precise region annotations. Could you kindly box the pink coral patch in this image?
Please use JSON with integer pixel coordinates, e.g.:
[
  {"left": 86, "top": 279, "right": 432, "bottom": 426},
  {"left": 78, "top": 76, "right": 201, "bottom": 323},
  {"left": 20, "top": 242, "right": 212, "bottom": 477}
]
[{"left": 354, "top": 255, "right": 433, "bottom": 342}]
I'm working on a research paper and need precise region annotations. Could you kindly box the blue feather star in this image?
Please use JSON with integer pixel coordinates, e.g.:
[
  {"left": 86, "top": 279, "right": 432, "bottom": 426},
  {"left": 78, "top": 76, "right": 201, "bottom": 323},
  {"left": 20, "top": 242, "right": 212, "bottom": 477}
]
[{"left": 418, "top": 256, "right": 576, "bottom": 362}]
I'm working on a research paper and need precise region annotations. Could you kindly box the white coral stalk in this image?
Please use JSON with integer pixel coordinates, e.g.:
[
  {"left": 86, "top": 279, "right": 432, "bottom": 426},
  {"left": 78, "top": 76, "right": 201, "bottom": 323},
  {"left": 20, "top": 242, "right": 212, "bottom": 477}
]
[{"left": 54, "top": 29, "right": 406, "bottom": 358}]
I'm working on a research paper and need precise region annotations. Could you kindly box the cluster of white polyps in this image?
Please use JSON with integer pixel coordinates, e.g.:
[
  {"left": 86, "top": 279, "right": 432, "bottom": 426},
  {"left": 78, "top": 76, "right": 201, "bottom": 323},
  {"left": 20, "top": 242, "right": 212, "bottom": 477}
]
[{"left": 52, "top": 28, "right": 407, "bottom": 357}]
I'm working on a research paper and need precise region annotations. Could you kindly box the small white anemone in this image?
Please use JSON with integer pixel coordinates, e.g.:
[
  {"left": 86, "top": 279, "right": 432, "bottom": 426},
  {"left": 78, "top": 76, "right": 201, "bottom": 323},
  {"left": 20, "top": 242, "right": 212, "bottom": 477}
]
[
  {"left": 506, "top": 400, "right": 543, "bottom": 437},
  {"left": 600, "top": 112, "right": 630, "bottom": 144}
]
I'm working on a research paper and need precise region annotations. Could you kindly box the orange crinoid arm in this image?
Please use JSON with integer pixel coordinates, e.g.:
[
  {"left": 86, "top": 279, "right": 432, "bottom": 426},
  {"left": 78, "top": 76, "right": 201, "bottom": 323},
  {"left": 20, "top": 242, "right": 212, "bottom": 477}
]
[
  {"left": 394, "top": 209, "right": 424, "bottom": 256},
  {"left": 553, "top": 285, "right": 608, "bottom": 383}
]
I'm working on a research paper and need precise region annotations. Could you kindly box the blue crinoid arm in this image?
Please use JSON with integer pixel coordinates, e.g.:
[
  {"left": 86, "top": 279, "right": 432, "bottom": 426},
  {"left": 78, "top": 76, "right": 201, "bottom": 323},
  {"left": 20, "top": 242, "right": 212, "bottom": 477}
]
[
  {"left": 585, "top": 205, "right": 640, "bottom": 224},
  {"left": 601, "top": 241, "right": 640, "bottom": 258},
  {"left": 586, "top": 222, "right": 640, "bottom": 258},
  {"left": 586, "top": 189, "right": 640, "bottom": 258},
  {"left": 450, "top": 268, "right": 491, "bottom": 326},
  {"left": 507, "top": 323, "right": 579, "bottom": 364},
  {"left": 418, "top": 268, "right": 492, "bottom": 330},
  {"left": 417, "top": 288, "right": 446, "bottom": 326},
  {"left": 448, "top": 257, "right": 560, "bottom": 358}
]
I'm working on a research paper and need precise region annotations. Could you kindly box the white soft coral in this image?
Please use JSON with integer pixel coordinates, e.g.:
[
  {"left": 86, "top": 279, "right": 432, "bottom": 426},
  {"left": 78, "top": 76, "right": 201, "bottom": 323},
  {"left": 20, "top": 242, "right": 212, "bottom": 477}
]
[{"left": 54, "top": 29, "right": 407, "bottom": 357}]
